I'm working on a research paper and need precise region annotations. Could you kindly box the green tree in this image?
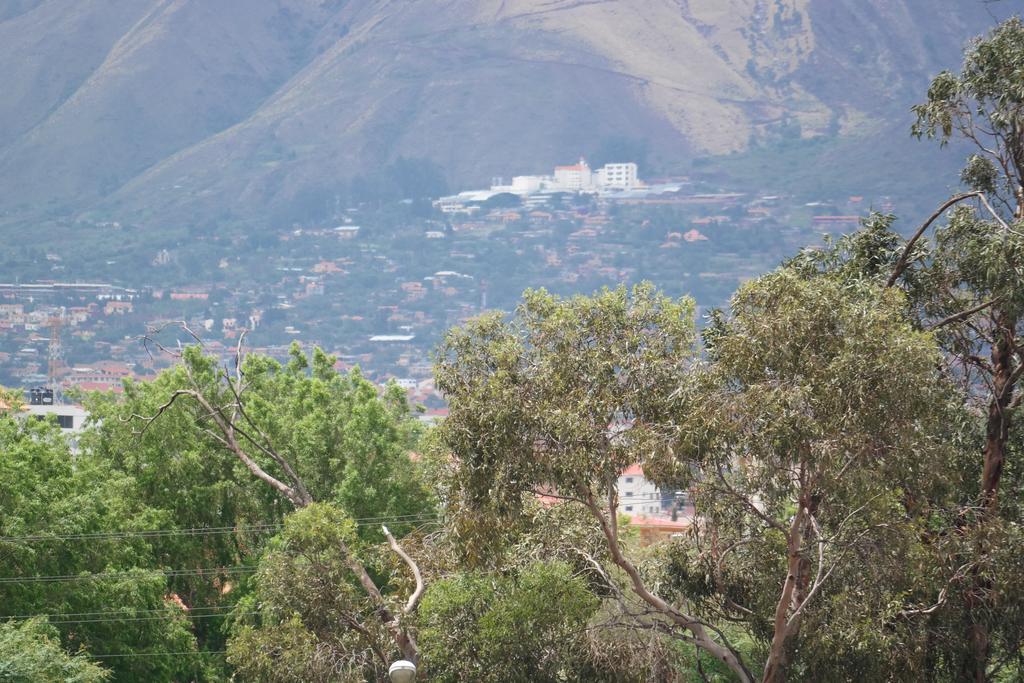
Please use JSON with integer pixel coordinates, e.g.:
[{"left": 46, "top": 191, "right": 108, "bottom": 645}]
[
  {"left": 685, "top": 273, "right": 959, "bottom": 682},
  {"left": 227, "top": 503, "right": 431, "bottom": 681},
  {"left": 910, "top": 15, "right": 1024, "bottom": 529},
  {"left": 100, "top": 340, "right": 432, "bottom": 665},
  {"left": 804, "top": 17, "right": 1024, "bottom": 679},
  {"left": 417, "top": 561, "right": 599, "bottom": 682},
  {"left": 434, "top": 280, "right": 960, "bottom": 682},
  {"left": 0, "top": 618, "right": 109, "bottom": 683},
  {"left": 434, "top": 284, "right": 756, "bottom": 679},
  {"left": 0, "top": 411, "right": 204, "bottom": 681}
]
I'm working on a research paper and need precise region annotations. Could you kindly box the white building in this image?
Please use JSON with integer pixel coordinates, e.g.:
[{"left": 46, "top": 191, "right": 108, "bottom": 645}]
[
  {"left": 510, "top": 175, "right": 543, "bottom": 194},
  {"left": 434, "top": 158, "right": 644, "bottom": 211},
  {"left": 616, "top": 464, "right": 662, "bottom": 516},
  {"left": 23, "top": 402, "right": 88, "bottom": 432},
  {"left": 553, "top": 158, "right": 594, "bottom": 191},
  {"left": 596, "top": 162, "right": 639, "bottom": 191},
  {"left": 17, "top": 388, "right": 89, "bottom": 454}
]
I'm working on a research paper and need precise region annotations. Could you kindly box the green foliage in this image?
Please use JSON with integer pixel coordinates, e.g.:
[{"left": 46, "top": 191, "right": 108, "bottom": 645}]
[
  {"left": 913, "top": 17, "right": 1024, "bottom": 146},
  {"left": 0, "top": 414, "right": 205, "bottom": 681},
  {"left": 418, "top": 561, "right": 599, "bottom": 683},
  {"left": 672, "top": 272, "right": 961, "bottom": 677},
  {"left": 227, "top": 615, "right": 336, "bottom": 683},
  {"left": 913, "top": 16, "right": 1024, "bottom": 216},
  {"left": 435, "top": 283, "right": 695, "bottom": 514},
  {"left": 226, "top": 503, "right": 406, "bottom": 681},
  {"left": 435, "top": 272, "right": 969, "bottom": 680},
  {"left": 84, "top": 342, "right": 430, "bottom": 537},
  {"left": 75, "top": 343, "right": 432, "bottom": 676},
  {"left": 961, "top": 154, "right": 999, "bottom": 195},
  {"left": 0, "top": 618, "right": 109, "bottom": 683},
  {"left": 233, "top": 344, "right": 431, "bottom": 532}
]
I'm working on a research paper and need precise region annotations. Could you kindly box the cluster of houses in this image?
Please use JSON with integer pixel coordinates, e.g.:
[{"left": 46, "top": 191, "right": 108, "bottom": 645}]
[{"left": 1, "top": 179, "right": 894, "bottom": 538}]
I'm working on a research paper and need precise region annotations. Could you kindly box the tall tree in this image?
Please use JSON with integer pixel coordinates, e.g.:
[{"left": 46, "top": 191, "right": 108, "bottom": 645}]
[
  {"left": 433, "top": 281, "right": 957, "bottom": 681},
  {"left": 688, "top": 273, "right": 959, "bottom": 681},
  {"left": 904, "top": 17, "right": 1024, "bottom": 679},
  {"left": 0, "top": 409, "right": 205, "bottom": 680},
  {"left": 910, "top": 15, "right": 1024, "bottom": 515},
  {"left": 434, "top": 285, "right": 756, "bottom": 678},
  {"left": 109, "top": 339, "right": 431, "bottom": 666},
  {"left": 226, "top": 503, "right": 428, "bottom": 682}
]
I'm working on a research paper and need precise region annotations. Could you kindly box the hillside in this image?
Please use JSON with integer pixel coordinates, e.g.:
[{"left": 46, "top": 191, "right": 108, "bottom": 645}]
[{"left": 0, "top": 0, "right": 1015, "bottom": 230}]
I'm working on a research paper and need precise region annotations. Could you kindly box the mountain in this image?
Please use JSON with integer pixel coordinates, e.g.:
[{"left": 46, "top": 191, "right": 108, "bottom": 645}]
[{"left": 0, "top": 0, "right": 1015, "bottom": 229}]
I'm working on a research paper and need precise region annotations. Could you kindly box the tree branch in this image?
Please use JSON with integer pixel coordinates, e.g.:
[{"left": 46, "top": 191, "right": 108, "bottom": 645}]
[
  {"left": 383, "top": 525, "right": 425, "bottom": 616},
  {"left": 581, "top": 488, "right": 755, "bottom": 682},
  {"left": 887, "top": 192, "right": 982, "bottom": 287},
  {"left": 930, "top": 298, "right": 1003, "bottom": 330},
  {"left": 191, "top": 389, "right": 311, "bottom": 508}
]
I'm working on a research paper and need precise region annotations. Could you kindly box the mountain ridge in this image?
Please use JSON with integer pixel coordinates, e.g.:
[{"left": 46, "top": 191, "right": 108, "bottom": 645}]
[{"left": 0, "top": 0, "right": 1015, "bottom": 229}]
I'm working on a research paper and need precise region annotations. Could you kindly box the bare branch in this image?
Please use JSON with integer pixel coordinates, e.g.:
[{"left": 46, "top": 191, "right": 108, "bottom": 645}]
[
  {"left": 581, "top": 488, "right": 755, "bottom": 682},
  {"left": 887, "top": 192, "right": 982, "bottom": 287},
  {"left": 220, "top": 369, "right": 311, "bottom": 502},
  {"left": 120, "top": 389, "right": 192, "bottom": 432},
  {"left": 383, "top": 525, "right": 425, "bottom": 616},
  {"left": 976, "top": 193, "right": 1013, "bottom": 232},
  {"left": 898, "top": 562, "right": 974, "bottom": 618},
  {"left": 189, "top": 390, "right": 311, "bottom": 508},
  {"left": 338, "top": 536, "right": 418, "bottom": 663},
  {"left": 930, "top": 297, "right": 1003, "bottom": 330}
]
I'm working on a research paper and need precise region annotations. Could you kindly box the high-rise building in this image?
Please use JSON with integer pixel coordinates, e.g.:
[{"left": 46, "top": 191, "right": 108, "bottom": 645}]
[
  {"left": 553, "top": 158, "right": 593, "bottom": 191},
  {"left": 596, "top": 162, "right": 639, "bottom": 190}
]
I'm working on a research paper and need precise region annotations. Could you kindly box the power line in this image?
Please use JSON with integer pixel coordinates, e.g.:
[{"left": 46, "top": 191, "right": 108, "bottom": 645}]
[
  {"left": 0, "top": 525, "right": 280, "bottom": 544},
  {"left": 6, "top": 605, "right": 236, "bottom": 620},
  {"left": 0, "top": 513, "right": 439, "bottom": 544},
  {"left": 10, "top": 611, "right": 258, "bottom": 627},
  {"left": 51, "top": 612, "right": 253, "bottom": 626},
  {"left": 0, "top": 565, "right": 256, "bottom": 585},
  {"left": 0, "top": 498, "right": 680, "bottom": 546},
  {"left": 0, "top": 517, "right": 441, "bottom": 586},
  {"left": 88, "top": 650, "right": 228, "bottom": 660}
]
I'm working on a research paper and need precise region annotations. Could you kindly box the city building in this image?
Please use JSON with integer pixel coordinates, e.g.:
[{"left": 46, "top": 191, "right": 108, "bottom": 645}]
[
  {"left": 434, "top": 158, "right": 647, "bottom": 212},
  {"left": 554, "top": 158, "right": 594, "bottom": 191},
  {"left": 616, "top": 463, "right": 662, "bottom": 516},
  {"left": 596, "top": 162, "right": 639, "bottom": 190},
  {"left": 20, "top": 387, "right": 89, "bottom": 452}
]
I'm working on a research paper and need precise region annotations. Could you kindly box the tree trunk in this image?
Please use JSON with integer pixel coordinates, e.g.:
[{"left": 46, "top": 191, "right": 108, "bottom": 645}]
[
  {"left": 980, "top": 313, "right": 1014, "bottom": 511},
  {"left": 762, "top": 506, "right": 806, "bottom": 683},
  {"left": 965, "top": 310, "right": 1017, "bottom": 682},
  {"left": 584, "top": 492, "right": 755, "bottom": 682}
]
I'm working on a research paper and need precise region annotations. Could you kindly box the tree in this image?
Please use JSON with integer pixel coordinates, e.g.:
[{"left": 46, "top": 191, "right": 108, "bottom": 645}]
[
  {"left": 0, "top": 618, "right": 109, "bottom": 683},
  {"left": 910, "top": 14, "right": 1024, "bottom": 511},
  {"left": 899, "top": 17, "right": 1024, "bottom": 679},
  {"left": 417, "top": 561, "right": 599, "bottom": 682},
  {"left": 434, "top": 280, "right": 960, "bottom": 681},
  {"left": 434, "top": 285, "right": 756, "bottom": 678},
  {"left": 0, "top": 409, "right": 205, "bottom": 681},
  {"left": 685, "top": 273, "right": 959, "bottom": 681},
  {"left": 112, "top": 338, "right": 431, "bottom": 665},
  {"left": 226, "top": 503, "right": 427, "bottom": 682}
]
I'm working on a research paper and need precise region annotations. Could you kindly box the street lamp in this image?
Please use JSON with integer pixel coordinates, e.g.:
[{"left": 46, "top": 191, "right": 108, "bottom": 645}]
[{"left": 388, "top": 660, "right": 417, "bottom": 683}]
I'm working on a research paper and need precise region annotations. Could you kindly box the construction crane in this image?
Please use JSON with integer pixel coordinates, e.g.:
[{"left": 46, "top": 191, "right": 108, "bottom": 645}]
[{"left": 46, "top": 309, "right": 65, "bottom": 404}]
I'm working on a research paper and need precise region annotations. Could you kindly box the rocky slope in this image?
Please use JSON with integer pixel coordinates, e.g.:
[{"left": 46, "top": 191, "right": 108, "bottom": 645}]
[{"left": 0, "top": 0, "right": 1013, "bottom": 228}]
